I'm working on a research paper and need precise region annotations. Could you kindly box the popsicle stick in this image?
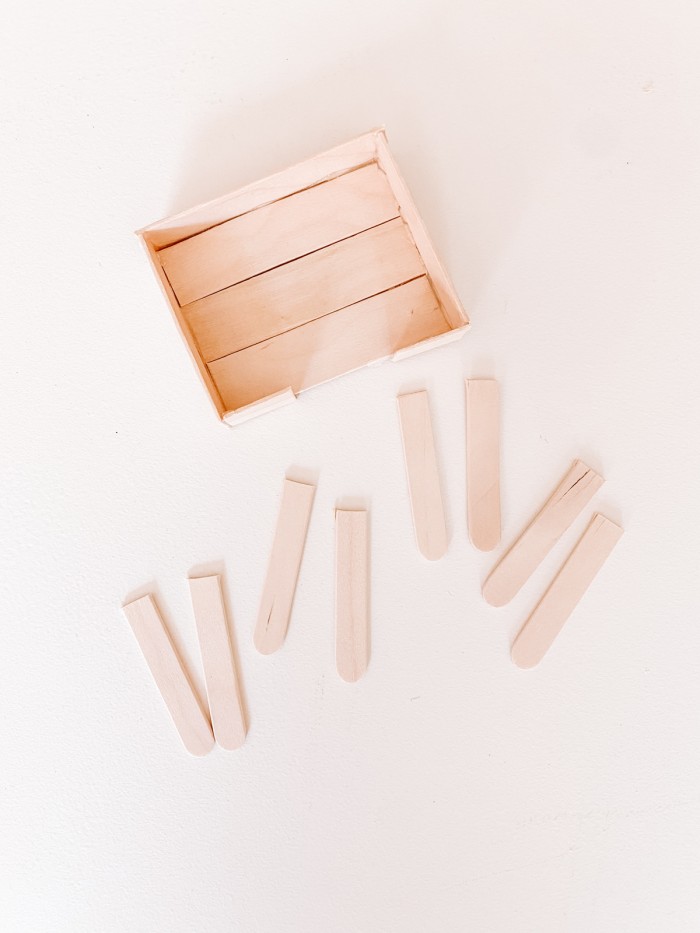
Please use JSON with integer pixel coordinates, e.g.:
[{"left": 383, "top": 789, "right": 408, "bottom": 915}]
[
  {"left": 335, "top": 509, "right": 369, "bottom": 682},
  {"left": 482, "top": 459, "right": 604, "bottom": 607},
  {"left": 254, "top": 479, "right": 316, "bottom": 655},
  {"left": 122, "top": 594, "right": 214, "bottom": 756},
  {"left": 185, "top": 217, "right": 425, "bottom": 362},
  {"left": 466, "top": 379, "right": 501, "bottom": 552},
  {"left": 189, "top": 575, "right": 246, "bottom": 750},
  {"left": 512, "top": 513, "right": 623, "bottom": 668},
  {"left": 208, "top": 276, "right": 449, "bottom": 411},
  {"left": 159, "top": 163, "right": 399, "bottom": 305},
  {"left": 397, "top": 390, "right": 447, "bottom": 560}
]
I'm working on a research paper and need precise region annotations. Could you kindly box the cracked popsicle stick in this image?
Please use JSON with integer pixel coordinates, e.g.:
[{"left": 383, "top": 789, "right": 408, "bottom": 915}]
[
  {"left": 482, "top": 459, "right": 604, "bottom": 607},
  {"left": 254, "top": 478, "right": 316, "bottom": 654},
  {"left": 122, "top": 594, "right": 214, "bottom": 756},
  {"left": 189, "top": 575, "right": 246, "bottom": 750},
  {"left": 512, "top": 513, "right": 623, "bottom": 668},
  {"left": 466, "top": 378, "right": 501, "bottom": 551},
  {"left": 397, "top": 390, "right": 448, "bottom": 560},
  {"left": 336, "top": 509, "right": 369, "bottom": 682}
]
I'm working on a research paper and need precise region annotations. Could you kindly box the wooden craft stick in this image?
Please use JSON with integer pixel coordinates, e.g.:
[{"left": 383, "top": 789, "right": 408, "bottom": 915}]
[
  {"left": 466, "top": 379, "right": 501, "bottom": 552},
  {"left": 208, "top": 276, "right": 449, "bottom": 410},
  {"left": 335, "top": 509, "right": 369, "bottom": 682},
  {"left": 482, "top": 459, "right": 604, "bottom": 607},
  {"left": 511, "top": 513, "right": 623, "bottom": 668},
  {"left": 397, "top": 390, "right": 447, "bottom": 560},
  {"left": 254, "top": 479, "right": 316, "bottom": 655},
  {"left": 122, "top": 594, "right": 214, "bottom": 756},
  {"left": 184, "top": 217, "right": 425, "bottom": 361},
  {"left": 189, "top": 576, "right": 246, "bottom": 750},
  {"left": 159, "top": 163, "right": 399, "bottom": 305}
]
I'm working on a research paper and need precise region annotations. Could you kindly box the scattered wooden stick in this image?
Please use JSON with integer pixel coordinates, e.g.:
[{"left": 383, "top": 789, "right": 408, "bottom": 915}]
[
  {"left": 511, "top": 513, "right": 623, "bottom": 668},
  {"left": 122, "top": 594, "right": 214, "bottom": 756},
  {"left": 397, "top": 390, "right": 448, "bottom": 560},
  {"left": 254, "top": 478, "right": 316, "bottom": 655},
  {"left": 482, "top": 459, "right": 604, "bottom": 607},
  {"left": 335, "top": 509, "right": 370, "bottom": 682},
  {"left": 466, "top": 378, "right": 501, "bottom": 552},
  {"left": 189, "top": 575, "right": 246, "bottom": 750}
]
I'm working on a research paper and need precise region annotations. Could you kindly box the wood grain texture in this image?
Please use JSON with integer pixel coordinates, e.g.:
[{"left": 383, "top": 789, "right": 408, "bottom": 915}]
[
  {"left": 511, "top": 513, "right": 623, "bottom": 668},
  {"left": 189, "top": 575, "right": 246, "bottom": 750},
  {"left": 208, "top": 276, "right": 449, "bottom": 410},
  {"left": 254, "top": 479, "right": 316, "bottom": 655},
  {"left": 184, "top": 217, "right": 425, "bottom": 362},
  {"left": 397, "top": 390, "right": 448, "bottom": 560},
  {"left": 139, "top": 130, "right": 381, "bottom": 250},
  {"left": 122, "top": 594, "right": 214, "bottom": 756},
  {"left": 482, "top": 459, "right": 604, "bottom": 607},
  {"left": 159, "top": 163, "right": 399, "bottom": 305},
  {"left": 466, "top": 379, "right": 501, "bottom": 552},
  {"left": 335, "top": 509, "right": 369, "bottom": 683}
]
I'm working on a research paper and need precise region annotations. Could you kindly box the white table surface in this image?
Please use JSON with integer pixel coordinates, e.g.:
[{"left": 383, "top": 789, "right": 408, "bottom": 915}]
[{"left": 2, "top": 1, "right": 699, "bottom": 930}]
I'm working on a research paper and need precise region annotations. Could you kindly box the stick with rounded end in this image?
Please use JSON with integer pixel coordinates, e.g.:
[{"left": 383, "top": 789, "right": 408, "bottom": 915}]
[
  {"left": 189, "top": 575, "right": 246, "bottom": 750},
  {"left": 254, "top": 478, "right": 316, "bottom": 655},
  {"left": 122, "top": 594, "right": 214, "bottom": 756},
  {"left": 482, "top": 459, "right": 604, "bottom": 607},
  {"left": 512, "top": 513, "right": 623, "bottom": 668},
  {"left": 335, "top": 509, "right": 370, "bottom": 682},
  {"left": 397, "top": 390, "right": 448, "bottom": 560},
  {"left": 466, "top": 379, "right": 501, "bottom": 552}
]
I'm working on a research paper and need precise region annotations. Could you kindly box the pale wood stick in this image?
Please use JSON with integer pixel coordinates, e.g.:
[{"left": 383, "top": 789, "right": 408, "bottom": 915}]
[
  {"left": 254, "top": 479, "right": 316, "bottom": 655},
  {"left": 185, "top": 217, "right": 425, "bottom": 362},
  {"left": 335, "top": 510, "right": 369, "bottom": 682},
  {"left": 511, "top": 513, "right": 623, "bottom": 668},
  {"left": 189, "top": 576, "right": 246, "bottom": 750},
  {"left": 482, "top": 459, "right": 604, "bottom": 607},
  {"left": 208, "top": 276, "right": 449, "bottom": 410},
  {"left": 159, "top": 163, "right": 399, "bottom": 305},
  {"left": 397, "top": 390, "right": 447, "bottom": 560},
  {"left": 122, "top": 594, "right": 214, "bottom": 756},
  {"left": 466, "top": 379, "right": 501, "bottom": 552}
]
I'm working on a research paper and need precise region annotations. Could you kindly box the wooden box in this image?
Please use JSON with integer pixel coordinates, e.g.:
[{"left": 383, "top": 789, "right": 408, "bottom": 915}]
[{"left": 138, "top": 129, "right": 469, "bottom": 425}]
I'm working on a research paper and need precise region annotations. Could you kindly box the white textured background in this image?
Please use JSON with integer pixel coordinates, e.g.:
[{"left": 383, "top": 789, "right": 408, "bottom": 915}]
[{"left": 2, "top": 1, "right": 700, "bottom": 930}]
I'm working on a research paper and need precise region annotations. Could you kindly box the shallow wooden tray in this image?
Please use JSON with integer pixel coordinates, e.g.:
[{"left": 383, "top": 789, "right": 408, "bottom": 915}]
[{"left": 137, "top": 129, "right": 469, "bottom": 425}]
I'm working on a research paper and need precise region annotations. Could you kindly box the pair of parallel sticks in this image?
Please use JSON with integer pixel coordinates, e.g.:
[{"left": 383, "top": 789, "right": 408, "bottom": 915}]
[{"left": 122, "top": 378, "right": 622, "bottom": 756}]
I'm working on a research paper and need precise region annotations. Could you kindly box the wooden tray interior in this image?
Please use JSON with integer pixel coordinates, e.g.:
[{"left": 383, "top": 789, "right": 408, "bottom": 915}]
[{"left": 140, "top": 132, "right": 467, "bottom": 417}]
